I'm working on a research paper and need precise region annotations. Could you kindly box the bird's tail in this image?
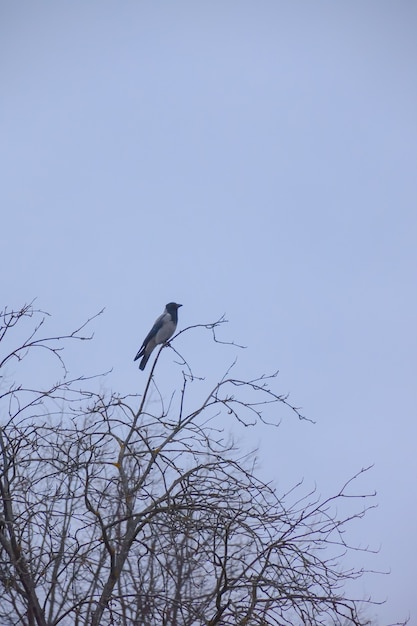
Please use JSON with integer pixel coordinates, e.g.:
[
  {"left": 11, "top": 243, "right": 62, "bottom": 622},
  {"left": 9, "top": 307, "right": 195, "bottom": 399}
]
[
  {"left": 134, "top": 347, "right": 144, "bottom": 362},
  {"left": 139, "top": 353, "right": 149, "bottom": 371}
]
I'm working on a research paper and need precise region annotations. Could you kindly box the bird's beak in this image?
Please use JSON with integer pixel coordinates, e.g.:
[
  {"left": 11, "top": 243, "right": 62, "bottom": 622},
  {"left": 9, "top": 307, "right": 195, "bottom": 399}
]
[{"left": 178, "top": 304, "right": 183, "bottom": 308}]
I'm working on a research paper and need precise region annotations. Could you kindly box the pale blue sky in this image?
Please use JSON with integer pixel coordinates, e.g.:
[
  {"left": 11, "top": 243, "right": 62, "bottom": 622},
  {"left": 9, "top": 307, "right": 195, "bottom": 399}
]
[{"left": 1, "top": 2, "right": 416, "bottom": 623}]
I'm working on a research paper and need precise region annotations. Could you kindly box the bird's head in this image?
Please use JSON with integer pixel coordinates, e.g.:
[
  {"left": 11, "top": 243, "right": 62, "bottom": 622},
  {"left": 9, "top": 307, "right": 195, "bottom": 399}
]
[{"left": 165, "top": 302, "right": 182, "bottom": 313}]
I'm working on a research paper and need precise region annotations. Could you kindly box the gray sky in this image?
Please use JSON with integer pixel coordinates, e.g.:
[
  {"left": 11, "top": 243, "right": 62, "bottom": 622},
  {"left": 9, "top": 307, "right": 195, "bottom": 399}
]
[{"left": 1, "top": 2, "right": 416, "bottom": 623}]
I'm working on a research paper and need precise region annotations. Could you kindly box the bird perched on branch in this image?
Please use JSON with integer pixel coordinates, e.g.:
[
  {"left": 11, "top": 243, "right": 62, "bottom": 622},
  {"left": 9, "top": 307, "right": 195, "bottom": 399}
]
[{"left": 134, "top": 302, "right": 182, "bottom": 371}]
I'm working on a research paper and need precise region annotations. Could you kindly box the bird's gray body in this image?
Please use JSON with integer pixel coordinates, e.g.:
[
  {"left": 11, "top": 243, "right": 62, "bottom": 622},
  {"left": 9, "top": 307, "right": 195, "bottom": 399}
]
[{"left": 134, "top": 302, "right": 182, "bottom": 370}]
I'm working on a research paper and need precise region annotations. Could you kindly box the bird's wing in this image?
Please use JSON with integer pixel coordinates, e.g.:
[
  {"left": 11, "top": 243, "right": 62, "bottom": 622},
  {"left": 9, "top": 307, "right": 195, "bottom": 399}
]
[
  {"left": 141, "top": 312, "right": 169, "bottom": 348},
  {"left": 134, "top": 312, "right": 169, "bottom": 362}
]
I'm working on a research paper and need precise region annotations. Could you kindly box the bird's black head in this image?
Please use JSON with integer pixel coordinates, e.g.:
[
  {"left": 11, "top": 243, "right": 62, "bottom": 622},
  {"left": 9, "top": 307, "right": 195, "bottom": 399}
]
[
  {"left": 165, "top": 302, "right": 182, "bottom": 324},
  {"left": 165, "top": 302, "right": 182, "bottom": 312}
]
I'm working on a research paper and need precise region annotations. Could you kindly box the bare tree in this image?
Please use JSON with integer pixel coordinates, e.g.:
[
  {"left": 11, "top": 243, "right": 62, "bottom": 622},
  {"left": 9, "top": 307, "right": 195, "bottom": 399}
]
[{"left": 0, "top": 303, "right": 404, "bottom": 626}]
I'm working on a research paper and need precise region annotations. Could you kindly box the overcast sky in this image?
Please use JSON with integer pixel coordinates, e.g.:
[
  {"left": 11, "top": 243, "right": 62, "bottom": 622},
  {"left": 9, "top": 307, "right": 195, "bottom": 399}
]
[{"left": 1, "top": 2, "right": 416, "bottom": 623}]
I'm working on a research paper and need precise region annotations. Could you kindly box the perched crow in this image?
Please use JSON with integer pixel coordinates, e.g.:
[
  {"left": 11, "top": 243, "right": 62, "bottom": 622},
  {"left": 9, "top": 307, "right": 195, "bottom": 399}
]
[{"left": 134, "top": 302, "right": 182, "bottom": 370}]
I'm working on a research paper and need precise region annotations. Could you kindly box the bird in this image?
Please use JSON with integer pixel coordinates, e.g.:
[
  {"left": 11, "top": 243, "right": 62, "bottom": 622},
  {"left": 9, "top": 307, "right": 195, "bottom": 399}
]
[{"left": 134, "top": 302, "right": 182, "bottom": 371}]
